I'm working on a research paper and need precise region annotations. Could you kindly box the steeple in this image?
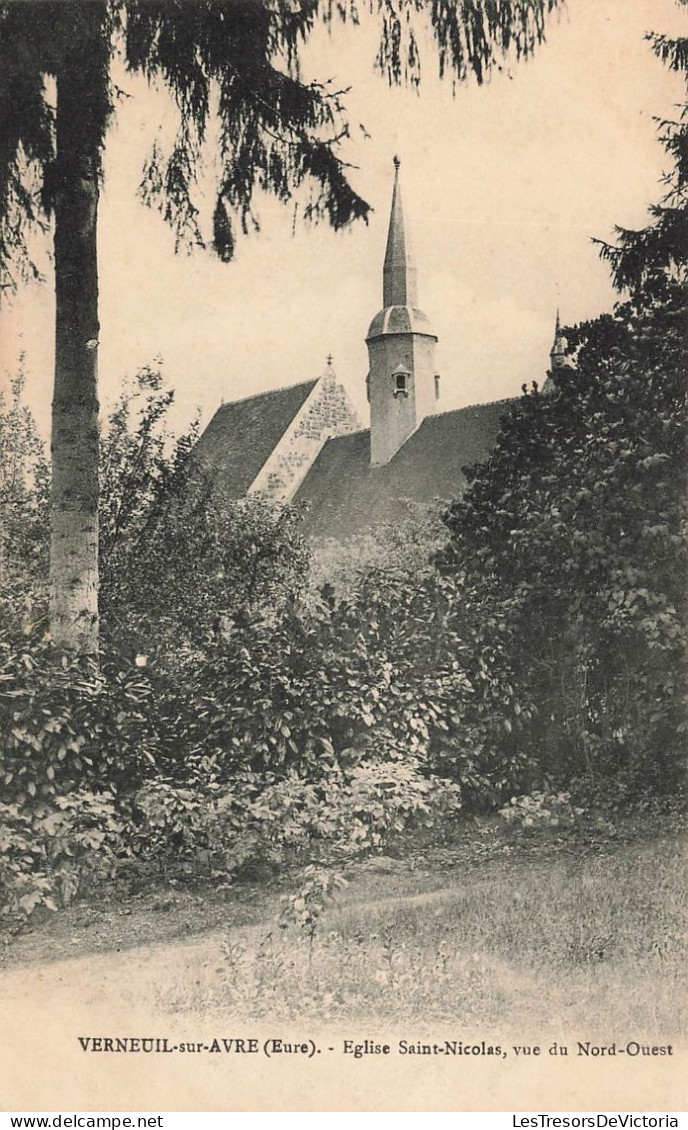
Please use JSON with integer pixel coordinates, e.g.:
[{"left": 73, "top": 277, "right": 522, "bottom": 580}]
[
  {"left": 365, "top": 158, "right": 439, "bottom": 466},
  {"left": 543, "top": 308, "right": 575, "bottom": 394},
  {"left": 549, "top": 309, "right": 567, "bottom": 370},
  {"left": 383, "top": 156, "right": 418, "bottom": 308}
]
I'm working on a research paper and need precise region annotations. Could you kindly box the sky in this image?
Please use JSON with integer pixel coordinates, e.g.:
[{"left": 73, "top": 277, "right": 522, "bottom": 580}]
[{"left": 1, "top": 0, "right": 686, "bottom": 439}]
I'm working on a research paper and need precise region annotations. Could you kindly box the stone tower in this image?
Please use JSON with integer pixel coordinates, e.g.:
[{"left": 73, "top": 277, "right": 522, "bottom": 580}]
[{"left": 366, "top": 157, "right": 439, "bottom": 466}]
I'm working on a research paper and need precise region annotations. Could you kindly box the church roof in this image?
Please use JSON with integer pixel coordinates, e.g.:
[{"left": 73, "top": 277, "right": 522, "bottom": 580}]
[
  {"left": 194, "top": 379, "right": 318, "bottom": 498},
  {"left": 296, "top": 397, "right": 512, "bottom": 536}
]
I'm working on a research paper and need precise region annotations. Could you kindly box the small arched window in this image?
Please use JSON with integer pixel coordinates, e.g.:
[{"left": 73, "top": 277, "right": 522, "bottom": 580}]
[
  {"left": 392, "top": 365, "right": 410, "bottom": 397},
  {"left": 365, "top": 373, "right": 371, "bottom": 402},
  {"left": 434, "top": 374, "right": 441, "bottom": 400}
]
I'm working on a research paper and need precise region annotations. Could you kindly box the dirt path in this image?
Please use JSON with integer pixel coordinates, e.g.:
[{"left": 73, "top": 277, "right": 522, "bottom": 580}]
[
  {"left": 0, "top": 860, "right": 470, "bottom": 1110},
  {"left": 1, "top": 839, "right": 530, "bottom": 1050},
  {"left": 0, "top": 829, "right": 504, "bottom": 971},
  {"left": 2, "top": 830, "right": 685, "bottom": 1112},
  {"left": 2, "top": 870, "right": 683, "bottom": 1115}
]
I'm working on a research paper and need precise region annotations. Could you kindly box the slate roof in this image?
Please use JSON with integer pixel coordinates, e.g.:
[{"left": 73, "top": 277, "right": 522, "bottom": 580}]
[
  {"left": 295, "top": 398, "right": 513, "bottom": 536},
  {"left": 367, "top": 304, "right": 436, "bottom": 340},
  {"left": 193, "top": 379, "right": 317, "bottom": 498}
]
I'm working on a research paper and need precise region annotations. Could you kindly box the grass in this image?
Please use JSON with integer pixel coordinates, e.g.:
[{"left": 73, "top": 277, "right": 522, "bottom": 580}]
[{"left": 160, "top": 833, "right": 688, "bottom": 1039}]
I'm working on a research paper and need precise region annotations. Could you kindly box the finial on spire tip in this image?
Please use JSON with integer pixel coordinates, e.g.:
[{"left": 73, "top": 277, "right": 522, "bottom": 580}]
[
  {"left": 326, "top": 353, "right": 333, "bottom": 367},
  {"left": 393, "top": 154, "right": 401, "bottom": 171}
]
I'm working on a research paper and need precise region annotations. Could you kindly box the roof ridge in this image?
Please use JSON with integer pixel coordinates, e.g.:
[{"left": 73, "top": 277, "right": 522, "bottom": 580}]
[
  {"left": 216, "top": 377, "right": 319, "bottom": 412},
  {"left": 429, "top": 397, "right": 516, "bottom": 421}
]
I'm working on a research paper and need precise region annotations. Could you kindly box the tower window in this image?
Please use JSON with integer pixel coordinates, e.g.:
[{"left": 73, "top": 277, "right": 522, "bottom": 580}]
[
  {"left": 365, "top": 373, "right": 371, "bottom": 402},
  {"left": 393, "top": 365, "right": 410, "bottom": 397},
  {"left": 435, "top": 374, "right": 441, "bottom": 400}
]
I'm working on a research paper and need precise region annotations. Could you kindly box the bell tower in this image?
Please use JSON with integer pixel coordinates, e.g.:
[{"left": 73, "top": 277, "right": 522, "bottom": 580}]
[{"left": 366, "top": 157, "right": 439, "bottom": 466}]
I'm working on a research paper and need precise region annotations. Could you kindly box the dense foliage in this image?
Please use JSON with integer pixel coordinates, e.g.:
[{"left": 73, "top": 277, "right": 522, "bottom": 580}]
[
  {"left": 2, "top": 279, "right": 686, "bottom": 925},
  {"left": 439, "top": 276, "right": 687, "bottom": 801},
  {"left": 2, "top": 278, "right": 685, "bottom": 920},
  {"left": 1, "top": 2, "right": 685, "bottom": 929},
  {"left": 0, "top": 375, "right": 468, "bottom": 924}
]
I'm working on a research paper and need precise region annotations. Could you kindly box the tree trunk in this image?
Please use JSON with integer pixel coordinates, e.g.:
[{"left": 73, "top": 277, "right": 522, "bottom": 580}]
[{"left": 50, "top": 5, "right": 108, "bottom": 654}]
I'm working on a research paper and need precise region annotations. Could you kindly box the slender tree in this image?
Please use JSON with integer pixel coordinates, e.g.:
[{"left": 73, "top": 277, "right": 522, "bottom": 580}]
[{"left": 0, "top": 0, "right": 562, "bottom": 654}]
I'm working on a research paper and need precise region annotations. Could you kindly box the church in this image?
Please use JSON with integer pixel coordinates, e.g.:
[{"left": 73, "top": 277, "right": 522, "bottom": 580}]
[{"left": 194, "top": 158, "right": 566, "bottom": 537}]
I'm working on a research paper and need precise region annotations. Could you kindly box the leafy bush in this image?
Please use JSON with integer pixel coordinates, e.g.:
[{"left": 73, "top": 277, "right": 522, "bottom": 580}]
[
  {"left": 128, "top": 776, "right": 267, "bottom": 879},
  {"left": 151, "top": 564, "right": 533, "bottom": 811},
  {"left": 248, "top": 759, "right": 462, "bottom": 857},
  {"left": 0, "top": 640, "right": 160, "bottom": 803},
  {"left": 123, "top": 758, "right": 461, "bottom": 884},
  {"left": 0, "top": 790, "right": 123, "bottom": 921}
]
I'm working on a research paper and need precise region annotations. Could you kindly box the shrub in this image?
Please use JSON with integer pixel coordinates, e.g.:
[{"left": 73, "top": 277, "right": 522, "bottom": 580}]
[
  {"left": 128, "top": 776, "right": 266, "bottom": 879},
  {"left": 248, "top": 759, "right": 462, "bottom": 857},
  {"left": 152, "top": 567, "right": 531, "bottom": 811},
  {"left": 0, "top": 640, "right": 161, "bottom": 803},
  {"left": 280, "top": 866, "right": 349, "bottom": 949},
  {"left": 124, "top": 759, "right": 462, "bottom": 883},
  {"left": 0, "top": 790, "right": 123, "bottom": 922}
]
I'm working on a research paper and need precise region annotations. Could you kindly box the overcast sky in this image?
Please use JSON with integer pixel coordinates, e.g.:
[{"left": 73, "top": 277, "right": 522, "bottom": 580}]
[{"left": 1, "top": 0, "right": 685, "bottom": 438}]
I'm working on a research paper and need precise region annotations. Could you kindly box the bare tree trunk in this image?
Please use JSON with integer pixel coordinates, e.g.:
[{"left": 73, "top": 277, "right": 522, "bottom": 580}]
[{"left": 50, "top": 6, "right": 107, "bottom": 654}]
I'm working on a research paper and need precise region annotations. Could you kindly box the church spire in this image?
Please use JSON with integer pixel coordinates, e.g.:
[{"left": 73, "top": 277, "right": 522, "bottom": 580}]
[
  {"left": 550, "top": 308, "right": 567, "bottom": 370},
  {"left": 365, "top": 158, "right": 438, "bottom": 466},
  {"left": 543, "top": 308, "right": 574, "bottom": 394},
  {"left": 383, "top": 156, "right": 418, "bottom": 308}
]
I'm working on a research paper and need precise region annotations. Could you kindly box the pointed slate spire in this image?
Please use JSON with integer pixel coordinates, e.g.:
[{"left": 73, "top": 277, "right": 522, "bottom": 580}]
[
  {"left": 383, "top": 156, "right": 418, "bottom": 308},
  {"left": 366, "top": 158, "right": 438, "bottom": 466}
]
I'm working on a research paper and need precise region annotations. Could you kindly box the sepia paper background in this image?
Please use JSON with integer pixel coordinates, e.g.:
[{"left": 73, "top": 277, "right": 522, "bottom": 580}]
[
  {"left": 1, "top": 951, "right": 686, "bottom": 1111},
  {"left": 1, "top": 0, "right": 686, "bottom": 1113}
]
